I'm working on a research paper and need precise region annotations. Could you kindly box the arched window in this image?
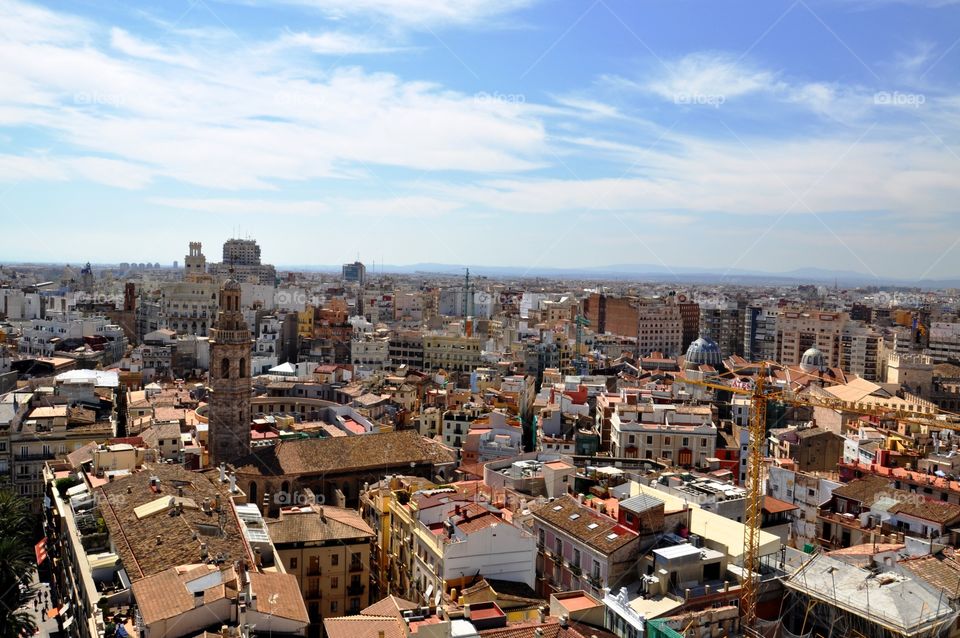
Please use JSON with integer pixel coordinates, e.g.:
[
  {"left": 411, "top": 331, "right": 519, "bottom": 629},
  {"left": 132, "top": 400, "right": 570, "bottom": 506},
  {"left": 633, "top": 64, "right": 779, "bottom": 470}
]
[
  {"left": 221, "top": 357, "right": 230, "bottom": 378},
  {"left": 239, "top": 357, "right": 247, "bottom": 378}
]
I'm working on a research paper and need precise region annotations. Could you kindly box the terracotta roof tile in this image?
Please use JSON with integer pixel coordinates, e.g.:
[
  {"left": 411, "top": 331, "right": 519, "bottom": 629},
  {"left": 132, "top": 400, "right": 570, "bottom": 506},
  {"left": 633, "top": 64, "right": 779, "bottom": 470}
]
[{"left": 232, "top": 430, "right": 455, "bottom": 477}]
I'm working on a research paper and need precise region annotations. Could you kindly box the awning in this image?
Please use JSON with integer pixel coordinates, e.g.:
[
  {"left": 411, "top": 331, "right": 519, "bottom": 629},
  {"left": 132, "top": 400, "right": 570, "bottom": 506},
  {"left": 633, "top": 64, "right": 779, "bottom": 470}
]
[{"left": 47, "top": 608, "right": 59, "bottom": 619}]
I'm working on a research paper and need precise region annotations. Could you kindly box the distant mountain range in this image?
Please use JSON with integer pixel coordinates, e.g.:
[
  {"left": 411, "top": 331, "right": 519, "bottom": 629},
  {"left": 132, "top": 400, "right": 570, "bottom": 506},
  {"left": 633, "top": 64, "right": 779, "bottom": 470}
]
[{"left": 277, "top": 262, "right": 960, "bottom": 288}]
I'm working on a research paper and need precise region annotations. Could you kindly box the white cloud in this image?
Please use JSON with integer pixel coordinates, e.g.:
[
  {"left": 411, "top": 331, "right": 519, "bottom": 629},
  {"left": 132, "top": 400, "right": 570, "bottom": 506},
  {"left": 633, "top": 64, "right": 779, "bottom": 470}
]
[
  {"left": 233, "top": 0, "right": 538, "bottom": 27},
  {"left": 266, "top": 30, "right": 402, "bottom": 55},
  {"left": 152, "top": 195, "right": 461, "bottom": 217},
  {"left": 0, "top": 4, "right": 548, "bottom": 189},
  {"left": 110, "top": 28, "right": 197, "bottom": 67},
  {"left": 645, "top": 52, "right": 780, "bottom": 102}
]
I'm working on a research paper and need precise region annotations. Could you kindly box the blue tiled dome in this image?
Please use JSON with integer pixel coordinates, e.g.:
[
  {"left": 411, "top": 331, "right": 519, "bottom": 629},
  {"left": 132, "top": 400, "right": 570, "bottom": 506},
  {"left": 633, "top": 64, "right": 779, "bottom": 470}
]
[{"left": 685, "top": 336, "right": 723, "bottom": 367}]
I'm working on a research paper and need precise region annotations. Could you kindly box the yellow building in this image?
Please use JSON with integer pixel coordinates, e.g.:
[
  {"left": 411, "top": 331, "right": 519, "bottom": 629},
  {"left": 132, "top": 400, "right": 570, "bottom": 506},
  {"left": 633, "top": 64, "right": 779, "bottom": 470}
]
[
  {"left": 423, "top": 334, "right": 483, "bottom": 373},
  {"left": 267, "top": 504, "right": 376, "bottom": 627},
  {"left": 359, "top": 476, "right": 436, "bottom": 600},
  {"left": 298, "top": 306, "right": 315, "bottom": 339}
]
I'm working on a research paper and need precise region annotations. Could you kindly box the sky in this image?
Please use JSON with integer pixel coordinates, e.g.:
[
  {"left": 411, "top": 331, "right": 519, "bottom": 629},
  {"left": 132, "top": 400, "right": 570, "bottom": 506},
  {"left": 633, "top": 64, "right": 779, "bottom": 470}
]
[{"left": 1, "top": 0, "right": 959, "bottom": 281}]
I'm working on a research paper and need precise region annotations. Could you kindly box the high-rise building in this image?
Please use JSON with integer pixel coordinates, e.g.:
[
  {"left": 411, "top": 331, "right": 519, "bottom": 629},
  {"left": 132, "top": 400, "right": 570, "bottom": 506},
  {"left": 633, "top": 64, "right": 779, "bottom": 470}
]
[
  {"left": 209, "top": 238, "right": 276, "bottom": 285},
  {"left": 582, "top": 293, "right": 683, "bottom": 357},
  {"left": 699, "top": 301, "right": 744, "bottom": 358},
  {"left": 208, "top": 277, "right": 253, "bottom": 467},
  {"left": 678, "top": 301, "right": 700, "bottom": 352},
  {"left": 777, "top": 309, "right": 848, "bottom": 368},
  {"left": 743, "top": 304, "right": 778, "bottom": 362},
  {"left": 342, "top": 261, "right": 366, "bottom": 284},
  {"left": 840, "top": 321, "right": 883, "bottom": 381},
  {"left": 222, "top": 238, "right": 262, "bottom": 265}
]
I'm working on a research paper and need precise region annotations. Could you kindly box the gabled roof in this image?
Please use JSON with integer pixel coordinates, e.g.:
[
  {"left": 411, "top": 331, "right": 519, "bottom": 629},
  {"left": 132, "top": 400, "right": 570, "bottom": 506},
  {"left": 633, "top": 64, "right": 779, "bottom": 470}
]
[{"left": 530, "top": 495, "right": 638, "bottom": 554}]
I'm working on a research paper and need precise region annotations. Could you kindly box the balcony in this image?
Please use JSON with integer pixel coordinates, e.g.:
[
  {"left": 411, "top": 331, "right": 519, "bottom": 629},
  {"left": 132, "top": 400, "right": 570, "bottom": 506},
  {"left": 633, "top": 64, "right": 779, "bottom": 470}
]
[
  {"left": 347, "top": 583, "right": 366, "bottom": 596},
  {"left": 14, "top": 452, "right": 56, "bottom": 462}
]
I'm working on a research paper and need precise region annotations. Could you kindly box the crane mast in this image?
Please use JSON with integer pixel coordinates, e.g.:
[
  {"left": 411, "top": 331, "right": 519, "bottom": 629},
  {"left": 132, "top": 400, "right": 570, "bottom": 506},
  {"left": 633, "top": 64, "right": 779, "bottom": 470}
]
[{"left": 741, "top": 362, "right": 766, "bottom": 628}]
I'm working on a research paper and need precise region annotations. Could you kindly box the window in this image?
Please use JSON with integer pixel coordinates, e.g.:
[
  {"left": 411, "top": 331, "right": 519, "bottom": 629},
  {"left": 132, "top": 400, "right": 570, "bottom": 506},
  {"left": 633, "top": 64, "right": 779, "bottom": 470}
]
[
  {"left": 664, "top": 437, "right": 671, "bottom": 445},
  {"left": 555, "top": 539, "right": 563, "bottom": 556},
  {"left": 538, "top": 529, "right": 545, "bottom": 546},
  {"left": 646, "top": 436, "right": 653, "bottom": 445},
  {"left": 290, "top": 557, "right": 298, "bottom": 570},
  {"left": 592, "top": 560, "right": 601, "bottom": 579},
  {"left": 573, "top": 548, "right": 581, "bottom": 567},
  {"left": 682, "top": 438, "right": 689, "bottom": 447},
  {"left": 331, "top": 576, "right": 339, "bottom": 589},
  {"left": 331, "top": 554, "right": 339, "bottom": 566},
  {"left": 331, "top": 601, "right": 338, "bottom": 613}
]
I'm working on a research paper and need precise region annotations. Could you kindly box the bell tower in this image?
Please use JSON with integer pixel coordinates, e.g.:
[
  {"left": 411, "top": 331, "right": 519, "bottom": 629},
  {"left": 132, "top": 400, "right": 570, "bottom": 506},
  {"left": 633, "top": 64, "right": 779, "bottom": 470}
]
[{"left": 208, "top": 277, "right": 252, "bottom": 467}]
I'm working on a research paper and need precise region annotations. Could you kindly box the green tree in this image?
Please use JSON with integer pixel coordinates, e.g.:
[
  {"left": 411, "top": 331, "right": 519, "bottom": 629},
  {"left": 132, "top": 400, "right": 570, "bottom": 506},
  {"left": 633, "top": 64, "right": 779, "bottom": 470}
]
[{"left": 0, "top": 491, "right": 37, "bottom": 638}]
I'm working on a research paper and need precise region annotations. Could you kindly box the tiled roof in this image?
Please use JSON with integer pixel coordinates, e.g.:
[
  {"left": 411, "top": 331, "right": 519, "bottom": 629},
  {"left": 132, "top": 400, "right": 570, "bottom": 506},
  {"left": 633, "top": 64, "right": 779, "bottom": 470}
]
[
  {"left": 232, "top": 430, "right": 455, "bottom": 477},
  {"left": 324, "top": 616, "right": 404, "bottom": 638},
  {"left": 97, "top": 463, "right": 249, "bottom": 580},
  {"left": 530, "top": 495, "right": 638, "bottom": 554},
  {"left": 899, "top": 552, "right": 960, "bottom": 598},
  {"left": 361, "top": 595, "right": 418, "bottom": 618},
  {"left": 762, "top": 495, "right": 798, "bottom": 515},
  {"left": 266, "top": 505, "right": 374, "bottom": 545},
  {"left": 889, "top": 499, "right": 960, "bottom": 524},
  {"left": 131, "top": 564, "right": 237, "bottom": 625},
  {"left": 832, "top": 475, "right": 894, "bottom": 506},
  {"left": 249, "top": 571, "right": 309, "bottom": 622}
]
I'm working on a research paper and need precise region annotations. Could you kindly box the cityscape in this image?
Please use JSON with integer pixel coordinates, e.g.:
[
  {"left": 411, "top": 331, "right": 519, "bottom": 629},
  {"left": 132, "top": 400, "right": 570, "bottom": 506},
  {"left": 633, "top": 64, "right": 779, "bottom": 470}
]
[{"left": 2, "top": 2, "right": 960, "bottom": 638}]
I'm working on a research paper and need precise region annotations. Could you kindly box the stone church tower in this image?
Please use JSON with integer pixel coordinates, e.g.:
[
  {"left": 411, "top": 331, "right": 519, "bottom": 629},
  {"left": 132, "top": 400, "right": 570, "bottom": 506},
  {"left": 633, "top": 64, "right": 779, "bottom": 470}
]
[{"left": 208, "top": 277, "right": 252, "bottom": 467}]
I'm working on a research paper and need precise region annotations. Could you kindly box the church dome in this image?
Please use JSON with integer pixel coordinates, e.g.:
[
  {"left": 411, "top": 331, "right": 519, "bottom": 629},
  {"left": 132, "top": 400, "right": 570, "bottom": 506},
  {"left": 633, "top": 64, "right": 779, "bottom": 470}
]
[
  {"left": 800, "top": 347, "right": 827, "bottom": 373},
  {"left": 685, "top": 336, "right": 722, "bottom": 368}
]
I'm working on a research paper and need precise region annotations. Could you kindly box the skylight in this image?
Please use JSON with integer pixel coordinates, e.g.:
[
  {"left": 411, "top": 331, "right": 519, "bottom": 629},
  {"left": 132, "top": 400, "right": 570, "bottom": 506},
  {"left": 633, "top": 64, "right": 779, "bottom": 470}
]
[
  {"left": 587, "top": 523, "right": 599, "bottom": 530},
  {"left": 552, "top": 505, "right": 563, "bottom": 511},
  {"left": 569, "top": 514, "right": 580, "bottom": 520},
  {"left": 606, "top": 533, "right": 618, "bottom": 540}
]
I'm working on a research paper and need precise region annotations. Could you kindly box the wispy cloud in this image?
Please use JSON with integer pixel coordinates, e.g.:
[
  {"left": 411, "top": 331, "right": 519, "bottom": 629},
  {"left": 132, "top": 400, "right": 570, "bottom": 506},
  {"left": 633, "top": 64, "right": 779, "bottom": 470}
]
[{"left": 222, "top": 0, "right": 539, "bottom": 28}]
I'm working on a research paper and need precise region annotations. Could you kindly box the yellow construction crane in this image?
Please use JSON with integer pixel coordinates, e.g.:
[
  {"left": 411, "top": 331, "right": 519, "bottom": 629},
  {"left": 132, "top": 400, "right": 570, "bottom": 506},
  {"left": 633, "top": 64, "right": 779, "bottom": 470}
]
[{"left": 672, "top": 364, "right": 960, "bottom": 629}]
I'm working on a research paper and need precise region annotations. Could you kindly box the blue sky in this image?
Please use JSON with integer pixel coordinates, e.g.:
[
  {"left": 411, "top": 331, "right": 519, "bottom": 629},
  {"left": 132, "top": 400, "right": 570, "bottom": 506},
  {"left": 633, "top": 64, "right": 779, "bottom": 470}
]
[{"left": 1, "top": 0, "right": 959, "bottom": 280}]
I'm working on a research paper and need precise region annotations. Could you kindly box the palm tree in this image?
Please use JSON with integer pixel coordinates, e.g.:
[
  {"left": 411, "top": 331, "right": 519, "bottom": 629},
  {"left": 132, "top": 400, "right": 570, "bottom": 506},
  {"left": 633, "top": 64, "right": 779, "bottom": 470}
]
[{"left": 0, "top": 491, "right": 36, "bottom": 638}]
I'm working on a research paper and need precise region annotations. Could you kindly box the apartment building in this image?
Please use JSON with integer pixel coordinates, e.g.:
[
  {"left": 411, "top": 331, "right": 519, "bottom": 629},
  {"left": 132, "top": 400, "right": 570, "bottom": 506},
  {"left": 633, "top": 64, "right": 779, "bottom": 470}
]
[
  {"left": 777, "top": 310, "right": 848, "bottom": 368},
  {"left": 582, "top": 294, "right": 683, "bottom": 357},
  {"left": 839, "top": 321, "right": 883, "bottom": 381},
  {"left": 423, "top": 333, "right": 483, "bottom": 373},
  {"left": 699, "top": 301, "right": 744, "bottom": 358},
  {"left": 159, "top": 280, "right": 219, "bottom": 337},
  {"left": 605, "top": 395, "right": 716, "bottom": 467},
  {"left": 388, "top": 486, "right": 536, "bottom": 603},
  {"left": 268, "top": 504, "right": 376, "bottom": 624},
  {"left": 743, "top": 304, "right": 778, "bottom": 362},
  {"left": 530, "top": 494, "right": 641, "bottom": 599}
]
